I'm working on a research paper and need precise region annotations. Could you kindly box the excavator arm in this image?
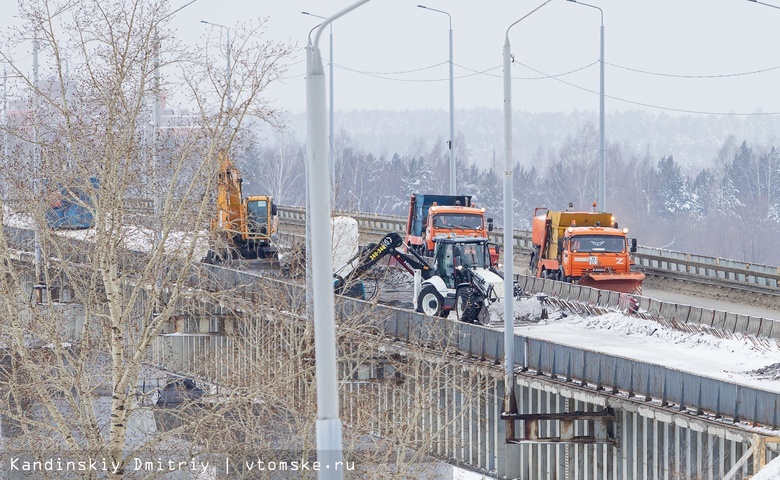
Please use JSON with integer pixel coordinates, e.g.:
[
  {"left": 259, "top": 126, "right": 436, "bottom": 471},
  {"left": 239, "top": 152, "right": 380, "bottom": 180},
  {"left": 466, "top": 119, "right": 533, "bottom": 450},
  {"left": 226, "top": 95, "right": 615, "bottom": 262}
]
[{"left": 334, "top": 232, "right": 432, "bottom": 297}]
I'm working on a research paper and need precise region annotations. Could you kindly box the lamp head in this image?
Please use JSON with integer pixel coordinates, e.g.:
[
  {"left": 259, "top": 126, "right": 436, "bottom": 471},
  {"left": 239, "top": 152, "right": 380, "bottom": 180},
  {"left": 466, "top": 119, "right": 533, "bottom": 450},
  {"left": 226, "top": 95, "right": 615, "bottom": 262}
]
[{"left": 417, "top": 5, "right": 427, "bottom": 9}]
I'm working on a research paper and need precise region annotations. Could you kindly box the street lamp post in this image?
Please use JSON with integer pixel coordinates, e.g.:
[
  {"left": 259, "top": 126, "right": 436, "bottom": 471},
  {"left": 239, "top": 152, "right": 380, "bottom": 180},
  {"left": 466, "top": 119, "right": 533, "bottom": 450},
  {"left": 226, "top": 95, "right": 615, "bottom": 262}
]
[
  {"left": 418, "top": 5, "right": 456, "bottom": 195},
  {"left": 30, "top": 3, "right": 76, "bottom": 303},
  {"left": 502, "top": 1, "right": 551, "bottom": 467},
  {"left": 302, "top": 12, "right": 335, "bottom": 185},
  {"left": 2, "top": 61, "right": 7, "bottom": 169},
  {"left": 200, "top": 20, "right": 231, "bottom": 110},
  {"left": 568, "top": 0, "right": 605, "bottom": 211},
  {"left": 32, "top": 33, "right": 43, "bottom": 303},
  {"left": 306, "top": 2, "right": 372, "bottom": 478},
  {"left": 147, "top": 0, "right": 200, "bottom": 296}
]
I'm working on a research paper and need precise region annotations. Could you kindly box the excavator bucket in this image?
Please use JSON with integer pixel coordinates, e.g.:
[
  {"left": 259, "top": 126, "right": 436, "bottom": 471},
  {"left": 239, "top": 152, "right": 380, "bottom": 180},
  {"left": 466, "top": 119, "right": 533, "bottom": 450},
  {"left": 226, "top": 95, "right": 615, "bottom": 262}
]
[{"left": 577, "top": 272, "right": 645, "bottom": 295}]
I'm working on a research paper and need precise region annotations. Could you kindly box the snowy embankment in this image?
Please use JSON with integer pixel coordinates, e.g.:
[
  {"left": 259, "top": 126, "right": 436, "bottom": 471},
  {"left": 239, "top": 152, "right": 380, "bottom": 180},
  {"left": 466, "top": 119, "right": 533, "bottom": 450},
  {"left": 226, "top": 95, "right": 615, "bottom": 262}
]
[
  {"left": 2, "top": 205, "right": 210, "bottom": 260},
  {"left": 753, "top": 455, "right": 780, "bottom": 479},
  {"left": 487, "top": 293, "right": 780, "bottom": 393}
]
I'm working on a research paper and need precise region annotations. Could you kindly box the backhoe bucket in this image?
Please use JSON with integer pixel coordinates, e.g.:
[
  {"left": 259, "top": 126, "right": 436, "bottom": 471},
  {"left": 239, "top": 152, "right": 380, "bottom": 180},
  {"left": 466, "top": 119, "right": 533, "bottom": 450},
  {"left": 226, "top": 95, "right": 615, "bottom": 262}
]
[{"left": 577, "top": 272, "right": 645, "bottom": 295}]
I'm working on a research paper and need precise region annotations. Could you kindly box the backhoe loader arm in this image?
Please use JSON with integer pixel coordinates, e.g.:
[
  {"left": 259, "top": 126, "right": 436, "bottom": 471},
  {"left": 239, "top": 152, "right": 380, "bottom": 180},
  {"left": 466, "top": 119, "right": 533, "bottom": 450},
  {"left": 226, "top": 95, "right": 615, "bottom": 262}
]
[{"left": 334, "top": 232, "right": 432, "bottom": 296}]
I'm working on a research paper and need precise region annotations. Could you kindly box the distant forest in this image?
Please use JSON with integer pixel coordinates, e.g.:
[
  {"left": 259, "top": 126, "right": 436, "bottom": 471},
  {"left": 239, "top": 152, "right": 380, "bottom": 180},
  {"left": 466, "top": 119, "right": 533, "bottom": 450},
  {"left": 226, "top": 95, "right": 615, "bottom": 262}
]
[{"left": 244, "top": 109, "right": 780, "bottom": 266}]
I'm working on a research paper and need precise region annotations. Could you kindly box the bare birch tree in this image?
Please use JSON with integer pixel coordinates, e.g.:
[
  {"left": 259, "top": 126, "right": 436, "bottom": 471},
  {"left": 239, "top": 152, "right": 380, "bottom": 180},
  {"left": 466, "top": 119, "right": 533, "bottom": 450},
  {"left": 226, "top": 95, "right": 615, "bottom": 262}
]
[{"left": 0, "top": 0, "right": 293, "bottom": 476}]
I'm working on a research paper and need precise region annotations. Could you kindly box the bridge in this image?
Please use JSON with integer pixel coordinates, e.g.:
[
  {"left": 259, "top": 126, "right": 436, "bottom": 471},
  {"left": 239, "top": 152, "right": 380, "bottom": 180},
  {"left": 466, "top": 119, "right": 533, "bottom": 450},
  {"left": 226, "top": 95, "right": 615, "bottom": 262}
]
[{"left": 1, "top": 208, "right": 779, "bottom": 479}]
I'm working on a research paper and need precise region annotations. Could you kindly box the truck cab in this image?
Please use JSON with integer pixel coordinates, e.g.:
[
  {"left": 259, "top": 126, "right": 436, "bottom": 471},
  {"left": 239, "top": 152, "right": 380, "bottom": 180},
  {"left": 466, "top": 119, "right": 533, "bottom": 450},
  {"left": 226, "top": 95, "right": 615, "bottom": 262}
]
[
  {"left": 404, "top": 193, "right": 494, "bottom": 259},
  {"left": 245, "top": 196, "right": 278, "bottom": 239},
  {"left": 433, "top": 237, "right": 493, "bottom": 289},
  {"left": 530, "top": 206, "right": 644, "bottom": 294}
]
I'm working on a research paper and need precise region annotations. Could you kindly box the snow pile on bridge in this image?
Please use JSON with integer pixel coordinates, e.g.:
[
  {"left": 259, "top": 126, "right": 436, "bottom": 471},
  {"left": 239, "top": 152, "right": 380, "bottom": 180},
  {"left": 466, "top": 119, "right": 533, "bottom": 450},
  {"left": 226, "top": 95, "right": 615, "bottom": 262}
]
[{"left": 496, "top": 293, "right": 780, "bottom": 393}]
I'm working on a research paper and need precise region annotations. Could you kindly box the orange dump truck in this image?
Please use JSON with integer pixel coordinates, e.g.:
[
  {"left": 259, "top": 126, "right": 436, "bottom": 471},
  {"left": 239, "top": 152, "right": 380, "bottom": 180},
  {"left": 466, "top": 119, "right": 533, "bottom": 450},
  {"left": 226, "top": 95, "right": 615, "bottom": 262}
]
[
  {"left": 529, "top": 206, "right": 644, "bottom": 294},
  {"left": 404, "top": 193, "right": 494, "bottom": 258}
]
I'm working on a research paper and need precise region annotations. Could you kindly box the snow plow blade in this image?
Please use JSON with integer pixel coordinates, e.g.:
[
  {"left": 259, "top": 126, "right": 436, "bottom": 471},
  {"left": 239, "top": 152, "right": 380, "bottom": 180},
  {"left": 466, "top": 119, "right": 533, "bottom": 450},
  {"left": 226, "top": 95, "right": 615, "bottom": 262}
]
[{"left": 577, "top": 272, "right": 645, "bottom": 295}]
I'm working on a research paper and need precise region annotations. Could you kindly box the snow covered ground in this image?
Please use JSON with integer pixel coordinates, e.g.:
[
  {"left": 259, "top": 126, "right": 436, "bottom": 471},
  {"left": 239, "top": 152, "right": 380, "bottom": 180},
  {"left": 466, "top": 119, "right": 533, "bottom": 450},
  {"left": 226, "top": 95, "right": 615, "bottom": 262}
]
[
  {"left": 381, "top": 262, "right": 780, "bottom": 394},
  {"left": 486, "top": 294, "right": 780, "bottom": 393},
  {"left": 2, "top": 205, "right": 210, "bottom": 260},
  {"left": 753, "top": 455, "right": 780, "bottom": 479}
]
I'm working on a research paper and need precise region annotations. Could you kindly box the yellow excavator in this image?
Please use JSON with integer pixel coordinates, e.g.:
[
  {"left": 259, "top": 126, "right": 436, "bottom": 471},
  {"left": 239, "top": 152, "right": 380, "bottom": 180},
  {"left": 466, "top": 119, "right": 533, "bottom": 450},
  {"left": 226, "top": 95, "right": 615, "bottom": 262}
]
[{"left": 204, "top": 152, "right": 278, "bottom": 263}]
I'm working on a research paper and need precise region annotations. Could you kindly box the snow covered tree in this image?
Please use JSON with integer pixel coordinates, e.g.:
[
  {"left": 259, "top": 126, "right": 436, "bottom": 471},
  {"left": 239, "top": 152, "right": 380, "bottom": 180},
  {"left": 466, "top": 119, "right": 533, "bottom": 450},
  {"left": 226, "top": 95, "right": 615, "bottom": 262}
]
[{"left": 654, "top": 155, "right": 696, "bottom": 217}]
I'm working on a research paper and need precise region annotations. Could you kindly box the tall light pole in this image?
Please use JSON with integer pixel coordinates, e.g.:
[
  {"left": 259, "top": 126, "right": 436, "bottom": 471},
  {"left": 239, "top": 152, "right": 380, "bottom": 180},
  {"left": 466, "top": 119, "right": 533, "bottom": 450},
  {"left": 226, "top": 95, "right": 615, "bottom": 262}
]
[
  {"left": 32, "top": 33, "right": 43, "bottom": 303},
  {"left": 568, "top": 0, "right": 605, "bottom": 211},
  {"left": 306, "top": 2, "right": 372, "bottom": 478},
  {"left": 2, "top": 60, "right": 7, "bottom": 171},
  {"left": 302, "top": 12, "right": 335, "bottom": 186},
  {"left": 418, "top": 5, "right": 456, "bottom": 195},
  {"left": 143, "top": 0, "right": 201, "bottom": 303},
  {"left": 200, "top": 20, "right": 231, "bottom": 110},
  {"left": 502, "top": 0, "right": 551, "bottom": 459},
  {"left": 28, "top": 2, "right": 78, "bottom": 303}
]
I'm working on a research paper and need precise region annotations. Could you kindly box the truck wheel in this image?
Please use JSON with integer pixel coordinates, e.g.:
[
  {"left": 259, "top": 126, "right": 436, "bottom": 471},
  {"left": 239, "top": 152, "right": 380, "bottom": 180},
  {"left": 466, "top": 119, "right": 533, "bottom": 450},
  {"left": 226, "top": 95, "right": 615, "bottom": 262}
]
[
  {"left": 455, "top": 286, "right": 478, "bottom": 323},
  {"left": 558, "top": 267, "right": 570, "bottom": 283},
  {"left": 417, "top": 285, "right": 444, "bottom": 317}
]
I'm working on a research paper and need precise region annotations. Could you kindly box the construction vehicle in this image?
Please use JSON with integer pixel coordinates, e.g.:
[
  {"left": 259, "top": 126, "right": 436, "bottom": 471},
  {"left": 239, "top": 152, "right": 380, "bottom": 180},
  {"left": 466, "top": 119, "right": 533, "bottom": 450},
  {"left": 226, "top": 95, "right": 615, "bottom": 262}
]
[
  {"left": 335, "top": 231, "right": 511, "bottom": 325},
  {"left": 529, "top": 205, "right": 644, "bottom": 294},
  {"left": 334, "top": 232, "right": 432, "bottom": 299},
  {"left": 404, "top": 193, "right": 495, "bottom": 260},
  {"left": 204, "top": 153, "right": 278, "bottom": 263},
  {"left": 46, "top": 177, "right": 99, "bottom": 230}
]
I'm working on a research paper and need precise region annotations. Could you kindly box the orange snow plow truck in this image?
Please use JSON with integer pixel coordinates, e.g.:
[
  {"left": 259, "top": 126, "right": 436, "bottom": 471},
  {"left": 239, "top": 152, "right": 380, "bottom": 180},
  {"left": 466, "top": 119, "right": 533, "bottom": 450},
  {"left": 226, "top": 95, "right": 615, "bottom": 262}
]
[
  {"left": 404, "top": 193, "right": 495, "bottom": 261},
  {"left": 529, "top": 206, "right": 644, "bottom": 294}
]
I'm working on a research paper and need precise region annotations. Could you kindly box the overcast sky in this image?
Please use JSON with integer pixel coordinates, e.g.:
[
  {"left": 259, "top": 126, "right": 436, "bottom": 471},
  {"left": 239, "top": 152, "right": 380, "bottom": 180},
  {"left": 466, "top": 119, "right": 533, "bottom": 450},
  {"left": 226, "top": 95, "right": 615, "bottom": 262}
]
[{"left": 6, "top": 0, "right": 780, "bottom": 116}]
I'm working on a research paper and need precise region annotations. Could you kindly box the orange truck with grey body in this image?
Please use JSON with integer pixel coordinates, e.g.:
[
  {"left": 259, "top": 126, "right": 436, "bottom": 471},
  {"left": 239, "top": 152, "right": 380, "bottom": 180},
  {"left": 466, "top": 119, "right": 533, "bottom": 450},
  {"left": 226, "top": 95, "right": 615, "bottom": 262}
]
[
  {"left": 404, "top": 194, "right": 494, "bottom": 258},
  {"left": 529, "top": 207, "right": 644, "bottom": 294}
]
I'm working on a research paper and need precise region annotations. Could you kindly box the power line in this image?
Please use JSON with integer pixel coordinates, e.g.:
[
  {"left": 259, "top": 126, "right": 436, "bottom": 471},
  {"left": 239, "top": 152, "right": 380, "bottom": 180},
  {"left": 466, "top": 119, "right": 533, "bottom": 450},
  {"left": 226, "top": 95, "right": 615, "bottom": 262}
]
[
  {"left": 278, "top": 53, "right": 780, "bottom": 116},
  {"left": 606, "top": 62, "right": 780, "bottom": 79},
  {"left": 516, "top": 61, "right": 780, "bottom": 116}
]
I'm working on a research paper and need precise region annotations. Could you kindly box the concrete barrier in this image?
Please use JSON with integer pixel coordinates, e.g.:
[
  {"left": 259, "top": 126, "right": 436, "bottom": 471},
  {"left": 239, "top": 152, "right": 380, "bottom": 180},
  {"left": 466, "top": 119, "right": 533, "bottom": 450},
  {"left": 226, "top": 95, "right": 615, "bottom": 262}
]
[
  {"left": 687, "top": 306, "right": 703, "bottom": 325},
  {"left": 587, "top": 287, "right": 601, "bottom": 305},
  {"left": 711, "top": 310, "right": 726, "bottom": 330},
  {"left": 676, "top": 305, "right": 691, "bottom": 323},
  {"left": 734, "top": 314, "right": 750, "bottom": 335},
  {"left": 723, "top": 312, "right": 739, "bottom": 333},
  {"left": 745, "top": 317, "right": 763, "bottom": 337},
  {"left": 648, "top": 299, "right": 664, "bottom": 317},
  {"left": 660, "top": 302, "right": 677, "bottom": 320}
]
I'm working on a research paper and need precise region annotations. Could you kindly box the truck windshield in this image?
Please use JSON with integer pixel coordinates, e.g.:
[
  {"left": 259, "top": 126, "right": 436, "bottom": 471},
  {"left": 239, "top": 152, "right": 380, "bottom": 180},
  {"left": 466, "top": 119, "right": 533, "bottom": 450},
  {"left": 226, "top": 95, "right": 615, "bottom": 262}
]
[
  {"left": 570, "top": 235, "right": 625, "bottom": 253},
  {"left": 433, "top": 214, "right": 482, "bottom": 230},
  {"left": 247, "top": 200, "right": 268, "bottom": 220},
  {"left": 247, "top": 200, "right": 269, "bottom": 232},
  {"left": 454, "top": 243, "right": 489, "bottom": 269}
]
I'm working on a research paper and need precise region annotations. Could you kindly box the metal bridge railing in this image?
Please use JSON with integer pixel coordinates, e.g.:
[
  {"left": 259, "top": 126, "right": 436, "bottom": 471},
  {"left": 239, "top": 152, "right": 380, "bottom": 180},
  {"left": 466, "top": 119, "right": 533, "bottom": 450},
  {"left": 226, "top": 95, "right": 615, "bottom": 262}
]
[{"left": 206, "top": 263, "right": 780, "bottom": 430}]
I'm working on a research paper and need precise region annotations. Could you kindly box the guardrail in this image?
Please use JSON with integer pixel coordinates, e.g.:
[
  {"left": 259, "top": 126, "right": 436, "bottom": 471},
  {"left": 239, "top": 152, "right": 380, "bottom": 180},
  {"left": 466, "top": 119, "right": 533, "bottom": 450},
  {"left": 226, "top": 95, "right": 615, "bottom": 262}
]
[
  {"left": 207, "top": 263, "right": 780, "bottom": 430},
  {"left": 276, "top": 205, "right": 780, "bottom": 292},
  {"left": 515, "top": 273, "right": 780, "bottom": 337},
  {"left": 6, "top": 212, "right": 778, "bottom": 433}
]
